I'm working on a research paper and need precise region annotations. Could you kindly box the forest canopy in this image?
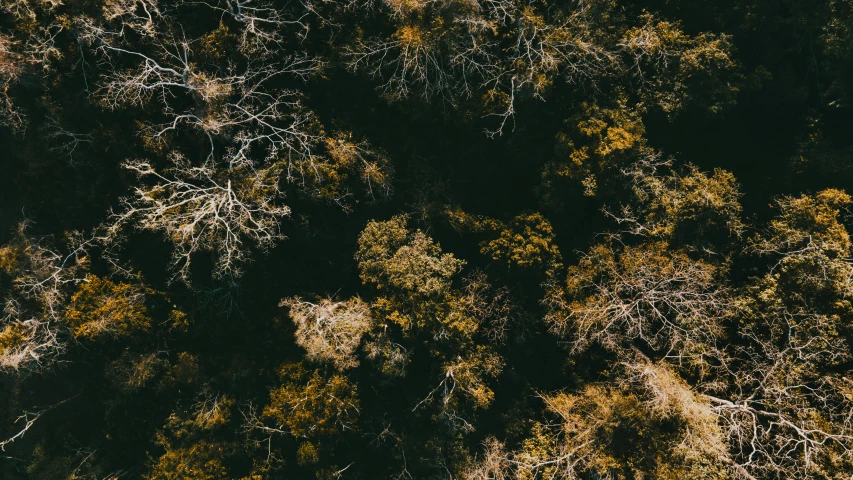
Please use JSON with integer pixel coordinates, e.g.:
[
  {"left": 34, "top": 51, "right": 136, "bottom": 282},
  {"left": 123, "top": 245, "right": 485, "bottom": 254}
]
[{"left": 2, "top": 0, "right": 853, "bottom": 479}]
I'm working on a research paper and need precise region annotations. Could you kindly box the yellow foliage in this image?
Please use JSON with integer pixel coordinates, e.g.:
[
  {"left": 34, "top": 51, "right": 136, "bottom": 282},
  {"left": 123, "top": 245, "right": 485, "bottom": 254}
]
[
  {"left": 146, "top": 440, "right": 229, "bottom": 480},
  {"left": 309, "top": 131, "right": 393, "bottom": 206},
  {"left": 357, "top": 215, "right": 464, "bottom": 297},
  {"left": 480, "top": 213, "right": 561, "bottom": 269},
  {"left": 262, "top": 363, "right": 360, "bottom": 438},
  {"left": 622, "top": 14, "right": 739, "bottom": 115},
  {"left": 64, "top": 275, "right": 150, "bottom": 340},
  {"left": 0, "top": 322, "right": 28, "bottom": 350},
  {"left": 297, "top": 441, "right": 320, "bottom": 465},
  {"left": 547, "top": 96, "right": 647, "bottom": 196}
]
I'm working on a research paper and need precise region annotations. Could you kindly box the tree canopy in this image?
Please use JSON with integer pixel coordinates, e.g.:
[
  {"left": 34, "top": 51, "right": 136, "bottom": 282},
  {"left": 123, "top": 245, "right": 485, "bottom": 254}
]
[{"left": 3, "top": 0, "right": 853, "bottom": 479}]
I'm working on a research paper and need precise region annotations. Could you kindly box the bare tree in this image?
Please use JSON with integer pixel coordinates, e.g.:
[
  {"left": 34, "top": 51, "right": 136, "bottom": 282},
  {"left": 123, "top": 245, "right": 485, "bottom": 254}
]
[
  {"left": 345, "top": 0, "right": 507, "bottom": 105},
  {"left": 702, "top": 189, "right": 853, "bottom": 478},
  {"left": 0, "top": 299, "right": 65, "bottom": 373},
  {"left": 707, "top": 334, "right": 853, "bottom": 478},
  {"left": 0, "top": 16, "right": 64, "bottom": 131},
  {"left": 0, "top": 225, "right": 89, "bottom": 374},
  {"left": 100, "top": 0, "right": 162, "bottom": 37},
  {"left": 94, "top": 31, "right": 228, "bottom": 108},
  {"left": 1, "top": 395, "right": 79, "bottom": 452},
  {"left": 87, "top": 19, "right": 325, "bottom": 168},
  {"left": 185, "top": 0, "right": 313, "bottom": 53},
  {"left": 44, "top": 115, "right": 94, "bottom": 164},
  {"left": 0, "top": 34, "right": 25, "bottom": 131},
  {"left": 345, "top": 0, "right": 619, "bottom": 136},
  {"left": 345, "top": 27, "right": 458, "bottom": 103},
  {"left": 459, "top": 270, "right": 526, "bottom": 344},
  {"left": 106, "top": 154, "right": 290, "bottom": 283},
  {"left": 546, "top": 241, "right": 733, "bottom": 369},
  {"left": 281, "top": 296, "right": 374, "bottom": 370}
]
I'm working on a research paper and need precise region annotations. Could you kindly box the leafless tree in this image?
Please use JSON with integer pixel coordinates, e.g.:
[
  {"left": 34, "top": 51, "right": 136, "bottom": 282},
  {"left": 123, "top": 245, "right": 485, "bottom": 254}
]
[
  {"left": 345, "top": 0, "right": 507, "bottom": 105},
  {"left": 0, "top": 34, "right": 25, "bottom": 130},
  {"left": 142, "top": 73, "right": 325, "bottom": 170},
  {"left": 0, "top": 299, "right": 65, "bottom": 372},
  {"left": 702, "top": 303, "right": 853, "bottom": 478},
  {"left": 546, "top": 242, "right": 733, "bottom": 370},
  {"left": 459, "top": 270, "right": 526, "bottom": 344},
  {"left": 346, "top": 1, "right": 619, "bottom": 136},
  {"left": 86, "top": 19, "right": 324, "bottom": 168},
  {"left": 20, "top": 22, "right": 64, "bottom": 72},
  {"left": 94, "top": 31, "right": 221, "bottom": 107},
  {"left": 185, "top": 0, "right": 313, "bottom": 53},
  {"left": 44, "top": 116, "right": 94, "bottom": 164},
  {"left": 0, "top": 18, "right": 66, "bottom": 132},
  {"left": 97, "top": 0, "right": 163, "bottom": 38},
  {"left": 1, "top": 406, "right": 49, "bottom": 452},
  {"left": 689, "top": 189, "right": 853, "bottom": 477},
  {"left": 480, "top": 2, "right": 618, "bottom": 136},
  {"left": 1, "top": 395, "right": 79, "bottom": 452},
  {"left": 65, "top": 442, "right": 130, "bottom": 480},
  {"left": 0, "top": 225, "right": 89, "bottom": 374},
  {"left": 281, "top": 296, "right": 374, "bottom": 370},
  {"left": 345, "top": 29, "right": 457, "bottom": 103},
  {"left": 106, "top": 154, "right": 290, "bottom": 283}
]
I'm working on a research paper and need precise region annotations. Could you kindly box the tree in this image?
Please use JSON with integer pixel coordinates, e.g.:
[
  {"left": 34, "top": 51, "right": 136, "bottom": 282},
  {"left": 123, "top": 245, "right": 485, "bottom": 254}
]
[
  {"left": 64, "top": 274, "right": 150, "bottom": 340},
  {"left": 703, "top": 189, "right": 853, "bottom": 479},
  {"left": 607, "top": 156, "right": 744, "bottom": 253},
  {"left": 0, "top": 224, "right": 88, "bottom": 375},
  {"left": 147, "top": 440, "right": 229, "bottom": 480},
  {"left": 750, "top": 188, "right": 852, "bottom": 302},
  {"left": 252, "top": 362, "right": 360, "bottom": 439},
  {"left": 344, "top": 0, "right": 622, "bottom": 135},
  {"left": 88, "top": 19, "right": 324, "bottom": 169},
  {"left": 281, "top": 296, "right": 374, "bottom": 370},
  {"left": 479, "top": 212, "right": 561, "bottom": 270},
  {"left": 465, "top": 361, "right": 732, "bottom": 480},
  {"left": 356, "top": 216, "right": 506, "bottom": 428},
  {"left": 542, "top": 95, "right": 648, "bottom": 198},
  {"left": 147, "top": 392, "right": 236, "bottom": 480},
  {"left": 546, "top": 240, "right": 732, "bottom": 369},
  {"left": 414, "top": 345, "right": 503, "bottom": 419},
  {"left": 621, "top": 13, "right": 740, "bottom": 116},
  {"left": 0, "top": 34, "right": 25, "bottom": 130},
  {"left": 186, "top": 0, "right": 314, "bottom": 54},
  {"left": 312, "top": 131, "right": 393, "bottom": 209},
  {"left": 356, "top": 215, "right": 465, "bottom": 299},
  {"left": 82, "top": 12, "right": 393, "bottom": 284},
  {"left": 344, "top": 0, "right": 509, "bottom": 106},
  {"left": 106, "top": 153, "right": 290, "bottom": 283}
]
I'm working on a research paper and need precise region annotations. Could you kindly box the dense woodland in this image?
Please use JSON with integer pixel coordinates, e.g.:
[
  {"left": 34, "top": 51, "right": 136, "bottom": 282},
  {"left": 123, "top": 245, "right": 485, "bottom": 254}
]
[{"left": 2, "top": 0, "right": 853, "bottom": 478}]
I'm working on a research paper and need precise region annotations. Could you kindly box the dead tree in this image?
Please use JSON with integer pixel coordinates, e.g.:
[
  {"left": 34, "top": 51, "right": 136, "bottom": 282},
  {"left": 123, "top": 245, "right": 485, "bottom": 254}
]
[
  {"left": 281, "top": 296, "right": 374, "bottom": 370},
  {"left": 106, "top": 154, "right": 290, "bottom": 283}
]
